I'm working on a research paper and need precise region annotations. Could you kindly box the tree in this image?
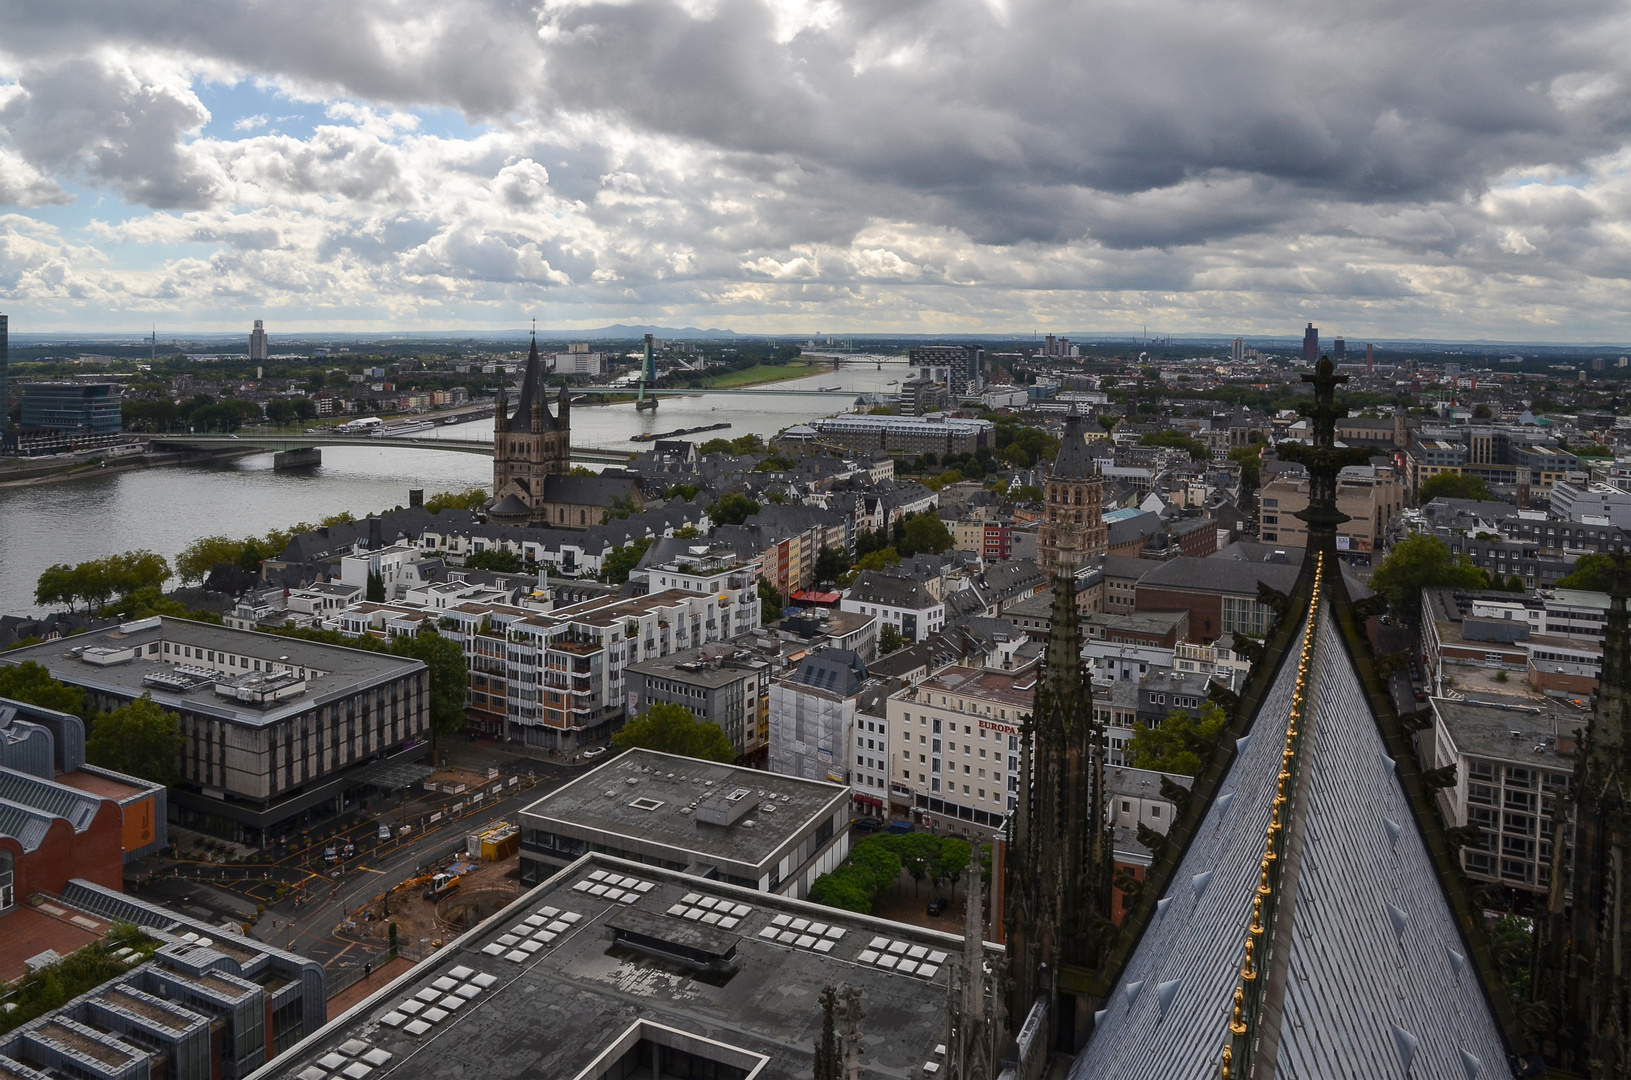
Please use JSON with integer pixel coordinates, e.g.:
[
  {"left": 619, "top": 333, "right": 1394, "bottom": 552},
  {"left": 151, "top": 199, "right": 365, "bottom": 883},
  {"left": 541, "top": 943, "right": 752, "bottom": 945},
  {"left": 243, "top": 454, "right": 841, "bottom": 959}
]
[
  {"left": 602, "top": 494, "right": 638, "bottom": 522},
  {"left": 366, "top": 570, "right": 386, "bottom": 603},
  {"left": 664, "top": 484, "right": 700, "bottom": 502},
  {"left": 1139, "top": 430, "right": 1210, "bottom": 461},
  {"left": 0, "top": 661, "right": 88, "bottom": 719},
  {"left": 1417, "top": 472, "right": 1495, "bottom": 504},
  {"left": 1368, "top": 533, "right": 1488, "bottom": 614},
  {"left": 1127, "top": 701, "right": 1228, "bottom": 776},
  {"left": 708, "top": 492, "right": 761, "bottom": 527},
  {"left": 814, "top": 547, "right": 849, "bottom": 584},
  {"left": 601, "top": 537, "right": 654, "bottom": 585},
  {"left": 1472, "top": 403, "right": 1493, "bottom": 419},
  {"left": 86, "top": 695, "right": 185, "bottom": 786},
  {"left": 1558, "top": 552, "right": 1615, "bottom": 592},
  {"left": 759, "top": 580, "right": 783, "bottom": 623},
  {"left": 930, "top": 836, "right": 972, "bottom": 892},
  {"left": 389, "top": 630, "right": 468, "bottom": 745},
  {"left": 423, "top": 488, "right": 488, "bottom": 513},
  {"left": 33, "top": 552, "right": 170, "bottom": 613},
  {"left": 612, "top": 702, "right": 735, "bottom": 762},
  {"left": 1228, "top": 445, "right": 1262, "bottom": 496},
  {"left": 897, "top": 515, "right": 954, "bottom": 557},
  {"left": 879, "top": 625, "right": 904, "bottom": 654},
  {"left": 466, "top": 549, "right": 523, "bottom": 573}
]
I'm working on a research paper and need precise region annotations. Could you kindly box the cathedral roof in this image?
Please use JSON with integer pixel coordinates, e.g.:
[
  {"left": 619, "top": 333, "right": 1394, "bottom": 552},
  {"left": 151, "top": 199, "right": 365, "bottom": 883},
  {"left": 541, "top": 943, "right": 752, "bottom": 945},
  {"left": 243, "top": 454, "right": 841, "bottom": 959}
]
[
  {"left": 507, "top": 338, "right": 557, "bottom": 432},
  {"left": 1073, "top": 589, "right": 1511, "bottom": 1078},
  {"left": 1072, "top": 360, "right": 1522, "bottom": 1076},
  {"left": 1051, "top": 407, "right": 1099, "bottom": 481}
]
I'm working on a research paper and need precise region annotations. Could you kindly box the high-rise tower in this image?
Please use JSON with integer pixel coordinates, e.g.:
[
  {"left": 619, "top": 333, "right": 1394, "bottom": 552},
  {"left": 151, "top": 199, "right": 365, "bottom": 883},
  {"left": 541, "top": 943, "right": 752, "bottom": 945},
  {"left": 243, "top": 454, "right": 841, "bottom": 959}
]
[
  {"left": 249, "top": 319, "right": 268, "bottom": 362},
  {"left": 1301, "top": 322, "right": 1319, "bottom": 362},
  {"left": 1038, "top": 407, "right": 1105, "bottom": 575}
]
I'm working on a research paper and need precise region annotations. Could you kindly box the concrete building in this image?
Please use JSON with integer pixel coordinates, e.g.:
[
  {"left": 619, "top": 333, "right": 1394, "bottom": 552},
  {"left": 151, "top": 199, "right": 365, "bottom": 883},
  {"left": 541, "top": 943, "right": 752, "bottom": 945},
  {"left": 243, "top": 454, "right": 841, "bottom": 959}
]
[
  {"left": 1427, "top": 696, "right": 1573, "bottom": 894},
  {"left": 252, "top": 849, "right": 988, "bottom": 1080},
  {"left": 624, "top": 645, "right": 771, "bottom": 758},
  {"left": 767, "top": 649, "right": 871, "bottom": 784},
  {"left": 1551, "top": 480, "right": 1631, "bottom": 528},
  {"left": 840, "top": 572, "right": 945, "bottom": 644},
  {"left": 518, "top": 748, "right": 852, "bottom": 897},
  {"left": 439, "top": 585, "right": 761, "bottom": 750},
  {"left": 2, "top": 617, "right": 430, "bottom": 847},
  {"left": 550, "top": 350, "right": 603, "bottom": 376},
  {"left": 1, "top": 879, "right": 327, "bottom": 1077},
  {"left": 807, "top": 413, "right": 993, "bottom": 456},
  {"left": 885, "top": 664, "right": 1031, "bottom": 837},
  {"left": 249, "top": 319, "right": 268, "bottom": 362},
  {"left": 908, "top": 343, "right": 985, "bottom": 396},
  {"left": 1257, "top": 464, "right": 1402, "bottom": 560}
]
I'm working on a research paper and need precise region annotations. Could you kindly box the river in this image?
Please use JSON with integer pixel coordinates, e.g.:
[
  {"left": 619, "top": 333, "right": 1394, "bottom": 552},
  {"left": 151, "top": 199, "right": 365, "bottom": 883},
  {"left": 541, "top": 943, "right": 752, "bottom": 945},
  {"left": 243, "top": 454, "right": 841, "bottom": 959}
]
[{"left": 0, "top": 363, "right": 904, "bottom": 618}]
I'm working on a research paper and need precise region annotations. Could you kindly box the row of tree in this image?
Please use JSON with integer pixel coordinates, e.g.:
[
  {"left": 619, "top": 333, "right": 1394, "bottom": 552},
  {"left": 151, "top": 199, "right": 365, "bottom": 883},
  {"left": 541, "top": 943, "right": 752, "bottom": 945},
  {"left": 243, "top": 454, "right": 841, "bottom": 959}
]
[
  {"left": 809, "top": 832, "right": 974, "bottom": 914},
  {"left": 35, "top": 551, "right": 171, "bottom": 613}
]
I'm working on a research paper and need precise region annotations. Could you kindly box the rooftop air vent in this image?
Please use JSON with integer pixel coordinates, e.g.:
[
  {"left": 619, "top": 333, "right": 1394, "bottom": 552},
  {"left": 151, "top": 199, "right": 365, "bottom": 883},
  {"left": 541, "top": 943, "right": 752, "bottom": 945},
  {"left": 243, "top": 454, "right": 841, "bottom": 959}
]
[{"left": 629, "top": 797, "right": 665, "bottom": 812}]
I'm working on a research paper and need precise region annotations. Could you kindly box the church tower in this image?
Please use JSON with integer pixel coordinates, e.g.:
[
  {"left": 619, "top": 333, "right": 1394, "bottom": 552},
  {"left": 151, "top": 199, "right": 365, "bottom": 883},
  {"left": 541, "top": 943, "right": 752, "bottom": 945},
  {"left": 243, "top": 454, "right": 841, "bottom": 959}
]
[
  {"left": 1003, "top": 567, "right": 1114, "bottom": 1049},
  {"left": 490, "top": 337, "right": 571, "bottom": 525},
  {"left": 1039, "top": 407, "right": 1106, "bottom": 576}
]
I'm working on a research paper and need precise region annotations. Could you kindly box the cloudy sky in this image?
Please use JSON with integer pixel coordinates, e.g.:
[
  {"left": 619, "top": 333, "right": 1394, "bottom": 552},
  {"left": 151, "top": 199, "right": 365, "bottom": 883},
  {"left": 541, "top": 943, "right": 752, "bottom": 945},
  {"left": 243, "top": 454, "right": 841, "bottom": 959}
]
[{"left": 2, "top": 0, "right": 1631, "bottom": 339}]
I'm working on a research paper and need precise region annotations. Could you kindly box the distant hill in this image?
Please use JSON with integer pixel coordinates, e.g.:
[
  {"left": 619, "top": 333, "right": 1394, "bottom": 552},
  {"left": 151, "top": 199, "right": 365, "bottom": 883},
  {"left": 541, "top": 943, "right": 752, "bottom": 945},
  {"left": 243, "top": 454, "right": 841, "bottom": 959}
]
[{"left": 567, "top": 323, "right": 740, "bottom": 339}]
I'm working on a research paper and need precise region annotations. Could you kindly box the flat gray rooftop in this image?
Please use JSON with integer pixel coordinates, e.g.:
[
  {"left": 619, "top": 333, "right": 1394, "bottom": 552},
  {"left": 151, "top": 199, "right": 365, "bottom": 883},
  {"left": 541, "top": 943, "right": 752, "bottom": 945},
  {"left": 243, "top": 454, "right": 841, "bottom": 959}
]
[
  {"left": 1432, "top": 696, "right": 1577, "bottom": 772},
  {"left": 0, "top": 617, "right": 422, "bottom": 728},
  {"left": 626, "top": 649, "right": 764, "bottom": 690},
  {"left": 254, "top": 853, "right": 975, "bottom": 1080},
  {"left": 520, "top": 750, "right": 849, "bottom": 869}
]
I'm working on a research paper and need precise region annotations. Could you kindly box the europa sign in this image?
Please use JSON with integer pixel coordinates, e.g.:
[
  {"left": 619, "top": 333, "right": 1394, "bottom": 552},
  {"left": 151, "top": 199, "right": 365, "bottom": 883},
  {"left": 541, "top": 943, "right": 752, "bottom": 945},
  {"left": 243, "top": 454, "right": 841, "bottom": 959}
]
[{"left": 979, "top": 718, "right": 1020, "bottom": 737}]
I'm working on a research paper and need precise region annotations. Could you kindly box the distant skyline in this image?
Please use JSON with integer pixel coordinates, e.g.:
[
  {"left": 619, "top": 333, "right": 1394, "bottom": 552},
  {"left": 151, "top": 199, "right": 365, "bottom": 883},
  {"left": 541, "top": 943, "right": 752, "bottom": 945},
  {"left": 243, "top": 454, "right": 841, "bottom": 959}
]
[{"left": 2, "top": 3, "right": 1631, "bottom": 339}]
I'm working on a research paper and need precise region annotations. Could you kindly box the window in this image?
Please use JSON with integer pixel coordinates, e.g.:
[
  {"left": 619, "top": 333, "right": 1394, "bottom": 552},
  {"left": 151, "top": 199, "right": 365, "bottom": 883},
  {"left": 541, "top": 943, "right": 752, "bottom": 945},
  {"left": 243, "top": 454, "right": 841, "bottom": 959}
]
[{"left": 0, "top": 853, "right": 13, "bottom": 910}]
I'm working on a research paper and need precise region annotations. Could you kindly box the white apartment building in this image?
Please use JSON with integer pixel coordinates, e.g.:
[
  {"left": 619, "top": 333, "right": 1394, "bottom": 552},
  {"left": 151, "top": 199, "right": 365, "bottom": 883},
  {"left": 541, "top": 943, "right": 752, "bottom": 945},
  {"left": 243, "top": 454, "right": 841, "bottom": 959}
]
[
  {"left": 435, "top": 584, "right": 763, "bottom": 750},
  {"left": 841, "top": 573, "right": 945, "bottom": 643},
  {"left": 885, "top": 665, "right": 1033, "bottom": 838},
  {"left": 1551, "top": 480, "right": 1631, "bottom": 528}
]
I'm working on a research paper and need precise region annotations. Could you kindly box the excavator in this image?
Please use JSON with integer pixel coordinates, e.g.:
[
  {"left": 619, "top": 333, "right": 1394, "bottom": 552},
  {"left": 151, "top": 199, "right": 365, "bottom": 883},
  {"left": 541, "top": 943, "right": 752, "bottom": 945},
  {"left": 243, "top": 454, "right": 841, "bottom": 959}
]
[{"left": 395, "top": 870, "right": 463, "bottom": 902}]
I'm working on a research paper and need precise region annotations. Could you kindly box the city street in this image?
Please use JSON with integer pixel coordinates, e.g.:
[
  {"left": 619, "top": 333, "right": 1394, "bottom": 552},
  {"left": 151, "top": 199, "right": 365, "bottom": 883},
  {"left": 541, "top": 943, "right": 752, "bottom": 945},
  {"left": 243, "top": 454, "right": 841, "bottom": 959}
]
[{"left": 128, "top": 743, "right": 593, "bottom": 990}]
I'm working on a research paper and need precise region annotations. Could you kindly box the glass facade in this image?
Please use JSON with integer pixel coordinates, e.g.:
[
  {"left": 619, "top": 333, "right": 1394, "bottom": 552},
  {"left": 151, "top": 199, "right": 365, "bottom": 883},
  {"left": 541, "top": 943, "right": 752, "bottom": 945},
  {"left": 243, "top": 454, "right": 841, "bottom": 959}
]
[{"left": 19, "top": 382, "right": 122, "bottom": 434}]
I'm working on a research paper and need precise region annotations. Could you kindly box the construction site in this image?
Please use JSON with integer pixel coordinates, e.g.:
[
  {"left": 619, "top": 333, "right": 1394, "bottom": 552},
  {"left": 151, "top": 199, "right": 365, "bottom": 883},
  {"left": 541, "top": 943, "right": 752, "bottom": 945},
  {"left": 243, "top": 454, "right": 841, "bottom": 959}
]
[{"left": 343, "top": 823, "right": 523, "bottom": 958}]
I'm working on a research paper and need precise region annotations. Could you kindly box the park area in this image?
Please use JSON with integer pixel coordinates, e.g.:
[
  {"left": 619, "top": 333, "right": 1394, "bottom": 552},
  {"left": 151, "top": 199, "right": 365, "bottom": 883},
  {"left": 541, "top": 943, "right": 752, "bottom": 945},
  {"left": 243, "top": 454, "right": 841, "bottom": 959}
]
[{"left": 810, "top": 832, "right": 982, "bottom": 930}]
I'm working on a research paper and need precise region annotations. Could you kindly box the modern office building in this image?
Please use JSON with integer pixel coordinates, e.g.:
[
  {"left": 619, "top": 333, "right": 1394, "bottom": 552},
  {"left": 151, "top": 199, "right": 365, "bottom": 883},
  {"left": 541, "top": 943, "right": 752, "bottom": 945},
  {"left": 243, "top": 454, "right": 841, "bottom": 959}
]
[
  {"left": 13, "top": 879, "right": 327, "bottom": 1076},
  {"left": 518, "top": 748, "right": 852, "bottom": 896},
  {"left": 249, "top": 319, "right": 268, "bottom": 362},
  {"left": 2, "top": 617, "right": 431, "bottom": 847},
  {"left": 1332, "top": 336, "right": 1346, "bottom": 362},
  {"left": 18, "top": 382, "right": 122, "bottom": 434},
  {"left": 908, "top": 343, "right": 985, "bottom": 396},
  {"left": 1301, "top": 322, "right": 1319, "bottom": 361}
]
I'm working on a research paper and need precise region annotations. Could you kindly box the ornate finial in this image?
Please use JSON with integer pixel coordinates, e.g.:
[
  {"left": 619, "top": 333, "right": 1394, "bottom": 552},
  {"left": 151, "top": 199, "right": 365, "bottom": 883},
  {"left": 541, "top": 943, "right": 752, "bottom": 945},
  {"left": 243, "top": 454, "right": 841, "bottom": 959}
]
[
  {"left": 531, "top": 316, "right": 536, "bottom": 340},
  {"left": 1230, "top": 986, "right": 1248, "bottom": 1034}
]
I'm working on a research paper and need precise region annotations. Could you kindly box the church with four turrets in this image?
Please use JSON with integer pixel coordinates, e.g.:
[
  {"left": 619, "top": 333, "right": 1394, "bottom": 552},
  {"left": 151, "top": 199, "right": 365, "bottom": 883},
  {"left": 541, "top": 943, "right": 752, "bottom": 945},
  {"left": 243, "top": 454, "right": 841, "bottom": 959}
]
[{"left": 488, "top": 337, "right": 643, "bottom": 528}]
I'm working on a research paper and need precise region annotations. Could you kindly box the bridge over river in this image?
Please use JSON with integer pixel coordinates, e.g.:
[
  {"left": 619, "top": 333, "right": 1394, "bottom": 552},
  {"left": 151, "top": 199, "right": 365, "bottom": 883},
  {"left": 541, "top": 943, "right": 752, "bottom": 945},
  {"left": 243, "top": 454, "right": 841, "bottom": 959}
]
[{"left": 145, "top": 433, "right": 635, "bottom": 465}]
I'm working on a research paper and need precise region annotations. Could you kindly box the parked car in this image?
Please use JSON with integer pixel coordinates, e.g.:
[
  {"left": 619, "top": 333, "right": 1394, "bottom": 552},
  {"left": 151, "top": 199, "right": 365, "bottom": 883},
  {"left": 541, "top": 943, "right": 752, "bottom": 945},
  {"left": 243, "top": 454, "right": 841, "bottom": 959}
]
[
  {"left": 852, "top": 818, "right": 881, "bottom": 834},
  {"left": 1414, "top": 690, "right": 1428, "bottom": 703},
  {"left": 885, "top": 821, "right": 913, "bottom": 835},
  {"left": 377, "top": 824, "right": 392, "bottom": 841},
  {"left": 582, "top": 747, "right": 608, "bottom": 760},
  {"left": 323, "top": 846, "right": 337, "bottom": 863},
  {"left": 926, "top": 898, "right": 950, "bottom": 917}
]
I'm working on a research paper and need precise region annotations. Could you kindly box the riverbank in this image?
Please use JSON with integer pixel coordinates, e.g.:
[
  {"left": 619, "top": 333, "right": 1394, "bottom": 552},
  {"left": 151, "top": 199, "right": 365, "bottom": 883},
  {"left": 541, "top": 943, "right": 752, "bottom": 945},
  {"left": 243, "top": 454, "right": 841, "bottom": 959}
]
[
  {"left": 0, "top": 448, "right": 258, "bottom": 489},
  {"left": 697, "top": 361, "right": 826, "bottom": 389}
]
